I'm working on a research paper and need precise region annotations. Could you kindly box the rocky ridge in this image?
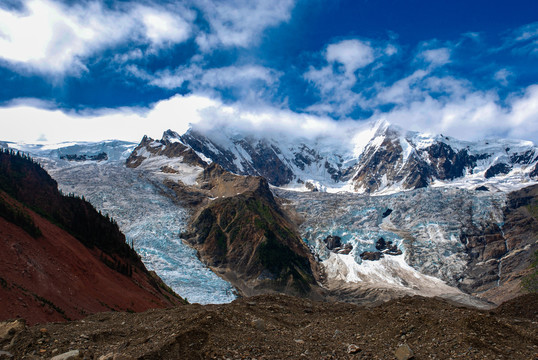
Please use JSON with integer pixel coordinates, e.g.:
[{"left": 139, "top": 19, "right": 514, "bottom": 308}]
[
  {"left": 126, "top": 134, "right": 322, "bottom": 299},
  {"left": 172, "top": 121, "right": 538, "bottom": 194}
]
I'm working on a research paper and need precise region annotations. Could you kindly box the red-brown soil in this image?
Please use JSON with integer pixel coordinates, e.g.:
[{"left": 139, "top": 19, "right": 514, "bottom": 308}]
[{"left": 0, "top": 191, "right": 183, "bottom": 326}]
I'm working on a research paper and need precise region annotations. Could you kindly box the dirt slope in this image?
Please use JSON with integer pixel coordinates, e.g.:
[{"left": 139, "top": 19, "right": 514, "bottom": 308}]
[
  {"left": 2, "top": 293, "right": 537, "bottom": 359},
  {"left": 0, "top": 150, "right": 184, "bottom": 325},
  {"left": 0, "top": 191, "right": 184, "bottom": 325}
]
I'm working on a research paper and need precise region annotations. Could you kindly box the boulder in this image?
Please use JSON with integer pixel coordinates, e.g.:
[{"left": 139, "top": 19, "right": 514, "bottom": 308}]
[
  {"left": 0, "top": 351, "right": 13, "bottom": 359},
  {"left": 382, "top": 209, "right": 393, "bottom": 218},
  {"left": 50, "top": 350, "right": 81, "bottom": 360},
  {"left": 0, "top": 320, "right": 25, "bottom": 345},
  {"left": 337, "top": 243, "right": 353, "bottom": 255},
  {"left": 324, "top": 235, "right": 342, "bottom": 250},
  {"left": 394, "top": 343, "right": 414, "bottom": 360},
  {"left": 360, "top": 251, "right": 384, "bottom": 261},
  {"left": 347, "top": 344, "right": 361, "bottom": 354},
  {"left": 375, "top": 237, "right": 387, "bottom": 251}
]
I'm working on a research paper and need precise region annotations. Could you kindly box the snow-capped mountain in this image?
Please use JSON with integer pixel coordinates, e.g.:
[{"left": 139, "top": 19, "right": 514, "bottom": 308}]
[
  {"left": 135, "top": 120, "right": 538, "bottom": 194},
  {"left": 4, "top": 119, "right": 536, "bottom": 307},
  {"left": 1, "top": 140, "right": 137, "bottom": 162}
]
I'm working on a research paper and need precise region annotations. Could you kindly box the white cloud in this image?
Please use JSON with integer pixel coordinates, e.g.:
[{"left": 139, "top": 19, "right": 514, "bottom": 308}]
[
  {"left": 303, "top": 39, "right": 380, "bottom": 116},
  {"left": 134, "top": 5, "right": 192, "bottom": 46},
  {"left": 1, "top": 86, "right": 538, "bottom": 146},
  {"left": 384, "top": 44, "right": 398, "bottom": 56},
  {"left": 303, "top": 64, "right": 363, "bottom": 116},
  {"left": 0, "top": 0, "right": 297, "bottom": 76},
  {"left": 0, "top": 93, "right": 350, "bottom": 144},
  {"left": 200, "top": 65, "right": 280, "bottom": 88},
  {"left": 0, "top": 0, "right": 193, "bottom": 75},
  {"left": 0, "top": 94, "right": 218, "bottom": 143},
  {"left": 372, "top": 84, "right": 538, "bottom": 143},
  {"left": 326, "top": 39, "right": 375, "bottom": 73},
  {"left": 418, "top": 47, "right": 451, "bottom": 67},
  {"left": 127, "top": 63, "right": 281, "bottom": 102},
  {"left": 494, "top": 68, "right": 512, "bottom": 86},
  {"left": 194, "top": 0, "right": 296, "bottom": 51},
  {"left": 495, "top": 22, "right": 538, "bottom": 56},
  {"left": 375, "top": 69, "right": 429, "bottom": 105},
  {"left": 514, "top": 22, "right": 538, "bottom": 42}
]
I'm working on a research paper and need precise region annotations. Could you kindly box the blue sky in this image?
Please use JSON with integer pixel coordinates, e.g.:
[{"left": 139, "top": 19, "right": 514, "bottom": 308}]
[{"left": 1, "top": 0, "right": 538, "bottom": 143}]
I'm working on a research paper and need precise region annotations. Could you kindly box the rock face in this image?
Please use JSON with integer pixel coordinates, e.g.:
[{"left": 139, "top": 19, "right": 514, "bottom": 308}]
[
  {"left": 182, "top": 175, "right": 321, "bottom": 297},
  {"left": 324, "top": 235, "right": 342, "bottom": 250},
  {"left": 461, "top": 184, "right": 538, "bottom": 303},
  {"left": 323, "top": 235, "right": 353, "bottom": 254},
  {"left": 485, "top": 163, "right": 512, "bottom": 178},
  {"left": 0, "top": 150, "right": 184, "bottom": 325},
  {"left": 360, "top": 251, "right": 384, "bottom": 261}
]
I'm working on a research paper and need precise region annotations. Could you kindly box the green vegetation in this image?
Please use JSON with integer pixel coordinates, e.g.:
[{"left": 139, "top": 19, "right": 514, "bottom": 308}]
[
  {"left": 214, "top": 228, "right": 228, "bottom": 253},
  {"left": 0, "top": 195, "right": 41, "bottom": 238},
  {"left": 258, "top": 229, "right": 313, "bottom": 294},
  {"left": 521, "top": 250, "right": 538, "bottom": 293},
  {"left": 527, "top": 201, "right": 538, "bottom": 220},
  {"left": 0, "top": 149, "right": 141, "bottom": 276}
]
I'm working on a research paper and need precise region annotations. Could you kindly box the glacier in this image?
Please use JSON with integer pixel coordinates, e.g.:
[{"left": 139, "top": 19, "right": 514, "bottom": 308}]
[
  {"left": 275, "top": 186, "right": 506, "bottom": 293},
  {"left": 8, "top": 141, "right": 236, "bottom": 304}
]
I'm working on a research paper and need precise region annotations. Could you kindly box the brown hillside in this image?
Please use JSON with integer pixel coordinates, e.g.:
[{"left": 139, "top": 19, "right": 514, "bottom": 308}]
[{"left": 0, "top": 190, "right": 184, "bottom": 325}]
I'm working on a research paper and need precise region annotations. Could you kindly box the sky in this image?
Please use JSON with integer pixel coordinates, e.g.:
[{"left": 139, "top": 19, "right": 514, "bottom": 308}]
[{"left": 1, "top": 0, "right": 538, "bottom": 144}]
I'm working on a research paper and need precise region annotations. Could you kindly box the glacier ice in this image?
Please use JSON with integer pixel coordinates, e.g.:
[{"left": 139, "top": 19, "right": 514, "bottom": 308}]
[
  {"left": 30, "top": 151, "right": 236, "bottom": 304},
  {"left": 276, "top": 186, "right": 506, "bottom": 289}
]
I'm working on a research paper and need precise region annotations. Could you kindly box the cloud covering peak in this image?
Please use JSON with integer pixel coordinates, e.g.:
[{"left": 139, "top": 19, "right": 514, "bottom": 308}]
[{"left": 1, "top": 0, "right": 538, "bottom": 144}]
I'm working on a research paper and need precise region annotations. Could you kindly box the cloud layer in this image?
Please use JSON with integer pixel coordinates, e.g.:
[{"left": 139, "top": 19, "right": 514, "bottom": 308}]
[
  {"left": 0, "top": 0, "right": 194, "bottom": 74},
  {"left": 0, "top": 1, "right": 537, "bottom": 144},
  {"left": 0, "top": 0, "right": 296, "bottom": 75},
  {"left": 2, "top": 86, "right": 537, "bottom": 145}
]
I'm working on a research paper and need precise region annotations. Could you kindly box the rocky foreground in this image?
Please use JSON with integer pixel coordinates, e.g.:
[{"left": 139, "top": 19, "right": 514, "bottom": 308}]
[{"left": 1, "top": 293, "right": 537, "bottom": 360}]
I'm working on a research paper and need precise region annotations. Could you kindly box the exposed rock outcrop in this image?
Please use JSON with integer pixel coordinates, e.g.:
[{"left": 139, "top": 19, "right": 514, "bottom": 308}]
[
  {"left": 484, "top": 163, "right": 512, "bottom": 178},
  {"left": 181, "top": 176, "right": 321, "bottom": 298},
  {"left": 360, "top": 251, "right": 384, "bottom": 261},
  {"left": 460, "top": 184, "right": 538, "bottom": 303}
]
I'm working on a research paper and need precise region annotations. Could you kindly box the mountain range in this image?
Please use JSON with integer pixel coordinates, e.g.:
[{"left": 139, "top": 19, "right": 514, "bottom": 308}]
[
  {"left": 2, "top": 119, "right": 537, "bottom": 310},
  {"left": 151, "top": 120, "right": 538, "bottom": 194}
]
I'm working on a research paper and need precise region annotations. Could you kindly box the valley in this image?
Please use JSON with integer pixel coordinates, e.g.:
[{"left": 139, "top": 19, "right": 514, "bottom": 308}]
[{"left": 4, "top": 120, "right": 537, "bottom": 308}]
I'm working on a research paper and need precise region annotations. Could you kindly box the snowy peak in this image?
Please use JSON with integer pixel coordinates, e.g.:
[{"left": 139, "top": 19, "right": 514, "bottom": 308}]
[
  {"left": 350, "top": 123, "right": 538, "bottom": 193},
  {"left": 178, "top": 127, "right": 354, "bottom": 188},
  {"left": 125, "top": 133, "right": 207, "bottom": 187},
  {"left": 129, "top": 121, "right": 538, "bottom": 194}
]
